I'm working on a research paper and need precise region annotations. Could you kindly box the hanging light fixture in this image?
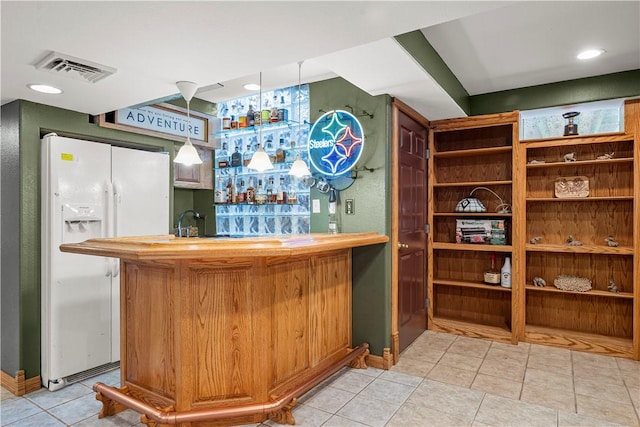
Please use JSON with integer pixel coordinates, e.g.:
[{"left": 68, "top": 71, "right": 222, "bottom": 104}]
[
  {"left": 288, "top": 61, "right": 312, "bottom": 178},
  {"left": 173, "top": 80, "right": 203, "bottom": 165},
  {"left": 247, "top": 72, "right": 274, "bottom": 172}
]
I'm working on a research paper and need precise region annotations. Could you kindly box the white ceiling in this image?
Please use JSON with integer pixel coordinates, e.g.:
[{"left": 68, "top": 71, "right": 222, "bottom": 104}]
[{"left": 2, "top": 1, "right": 638, "bottom": 121}]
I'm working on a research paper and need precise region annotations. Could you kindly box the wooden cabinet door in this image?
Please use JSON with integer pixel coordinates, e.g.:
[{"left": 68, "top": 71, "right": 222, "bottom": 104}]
[{"left": 174, "top": 147, "right": 213, "bottom": 189}]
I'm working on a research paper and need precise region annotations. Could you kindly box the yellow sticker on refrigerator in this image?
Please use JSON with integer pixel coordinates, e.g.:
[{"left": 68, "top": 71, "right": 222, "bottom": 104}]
[{"left": 61, "top": 153, "right": 73, "bottom": 161}]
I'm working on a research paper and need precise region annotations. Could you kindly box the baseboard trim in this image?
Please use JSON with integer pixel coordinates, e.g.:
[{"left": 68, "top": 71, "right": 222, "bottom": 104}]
[
  {"left": 365, "top": 347, "right": 393, "bottom": 370},
  {"left": 1, "top": 369, "right": 41, "bottom": 396}
]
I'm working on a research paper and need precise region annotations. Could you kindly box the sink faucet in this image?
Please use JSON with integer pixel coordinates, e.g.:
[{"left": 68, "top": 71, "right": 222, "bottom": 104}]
[{"left": 177, "top": 209, "right": 202, "bottom": 237}]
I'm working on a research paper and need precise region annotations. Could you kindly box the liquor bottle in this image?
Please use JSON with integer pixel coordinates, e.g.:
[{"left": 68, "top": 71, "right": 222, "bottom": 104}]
[
  {"left": 265, "top": 138, "right": 276, "bottom": 163},
  {"left": 484, "top": 253, "right": 501, "bottom": 285},
  {"left": 254, "top": 108, "right": 262, "bottom": 126},
  {"left": 243, "top": 144, "right": 253, "bottom": 167},
  {"left": 246, "top": 178, "right": 256, "bottom": 204},
  {"left": 261, "top": 108, "right": 270, "bottom": 126},
  {"left": 270, "top": 95, "right": 279, "bottom": 123},
  {"left": 230, "top": 144, "right": 242, "bottom": 167},
  {"left": 287, "top": 178, "right": 297, "bottom": 205},
  {"left": 222, "top": 116, "right": 231, "bottom": 130},
  {"left": 226, "top": 175, "right": 236, "bottom": 204},
  {"left": 276, "top": 176, "right": 287, "bottom": 204},
  {"left": 501, "top": 256, "right": 512, "bottom": 288},
  {"left": 266, "top": 177, "right": 276, "bottom": 203},
  {"left": 278, "top": 96, "right": 288, "bottom": 122},
  {"left": 246, "top": 105, "right": 255, "bottom": 127},
  {"left": 328, "top": 188, "right": 339, "bottom": 234},
  {"left": 255, "top": 179, "right": 267, "bottom": 205},
  {"left": 275, "top": 138, "right": 286, "bottom": 163},
  {"left": 217, "top": 142, "right": 229, "bottom": 168},
  {"left": 236, "top": 179, "right": 246, "bottom": 204},
  {"left": 214, "top": 177, "right": 226, "bottom": 204}
]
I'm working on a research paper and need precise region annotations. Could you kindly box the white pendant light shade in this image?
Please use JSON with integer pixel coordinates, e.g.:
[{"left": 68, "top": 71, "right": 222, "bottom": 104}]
[
  {"left": 173, "top": 80, "right": 203, "bottom": 165},
  {"left": 246, "top": 71, "right": 274, "bottom": 172},
  {"left": 176, "top": 81, "right": 198, "bottom": 102},
  {"left": 247, "top": 145, "right": 274, "bottom": 172},
  {"left": 289, "top": 154, "right": 311, "bottom": 178},
  {"left": 174, "top": 139, "right": 203, "bottom": 165}
]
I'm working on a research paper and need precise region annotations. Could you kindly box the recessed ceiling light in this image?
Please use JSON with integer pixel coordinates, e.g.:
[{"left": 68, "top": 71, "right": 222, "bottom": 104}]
[
  {"left": 243, "top": 83, "right": 260, "bottom": 91},
  {"left": 577, "top": 48, "right": 605, "bottom": 60},
  {"left": 28, "top": 84, "right": 62, "bottom": 94}
]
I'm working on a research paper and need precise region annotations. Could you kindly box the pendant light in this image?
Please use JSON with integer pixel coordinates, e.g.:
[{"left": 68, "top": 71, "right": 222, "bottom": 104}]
[
  {"left": 247, "top": 72, "right": 274, "bottom": 172},
  {"left": 173, "top": 80, "right": 203, "bottom": 165},
  {"left": 288, "top": 61, "right": 312, "bottom": 178}
]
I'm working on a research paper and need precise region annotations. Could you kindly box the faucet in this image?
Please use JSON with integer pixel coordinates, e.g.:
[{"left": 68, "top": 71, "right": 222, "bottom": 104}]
[{"left": 177, "top": 209, "right": 202, "bottom": 237}]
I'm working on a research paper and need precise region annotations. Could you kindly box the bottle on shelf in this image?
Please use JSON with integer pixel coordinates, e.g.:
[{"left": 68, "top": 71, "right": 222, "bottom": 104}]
[
  {"left": 275, "top": 138, "right": 286, "bottom": 163},
  {"left": 265, "top": 138, "right": 276, "bottom": 163},
  {"left": 226, "top": 174, "right": 236, "bottom": 204},
  {"left": 483, "top": 253, "right": 501, "bottom": 286},
  {"left": 214, "top": 177, "right": 227, "bottom": 204},
  {"left": 255, "top": 179, "right": 267, "bottom": 205},
  {"left": 266, "top": 177, "right": 276, "bottom": 204},
  {"left": 278, "top": 96, "right": 288, "bottom": 122},
  {"left": 261, "top": 107, "right": 270, "bottom": 126},
  {"left": 246, "top": 178, "right": 256, "bottom": 204},
  {"left": 501, "top": 256, "right": 512, "bottom": 288},
  {"left": 217, "top": 142, "right": 229, "bottom": 168},
  {"left": 276, "top": 176, "right": 287, "bottom": 204},
  {"left": 243, "top": 144, "right": 253, "bottom": 167},
  {"left": 328, "top": 189, "right": 339, "bottom": 234},
  {"left": 236, "top": 179, "right": 246, "bottom": 204},
  {"left": 222, "top": 116, "right": 231, "bottom": 130},
  {"left": 270, "top": 95, "right": 279, "bottom": 123},
  {"left": 247, "top": 105, "right": 255, "bottom": 127},
  {"left": 230, "top": 144, "right": 242, "bottom": 167},
  {"left": 287, "top": 177, "right": 297, "bottom": 205}
]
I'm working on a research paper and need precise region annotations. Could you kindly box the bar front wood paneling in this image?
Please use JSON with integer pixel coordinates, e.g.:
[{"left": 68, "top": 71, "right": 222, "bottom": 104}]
[{"left": 60, "top": 233, "right": 387, "bottom": 426}]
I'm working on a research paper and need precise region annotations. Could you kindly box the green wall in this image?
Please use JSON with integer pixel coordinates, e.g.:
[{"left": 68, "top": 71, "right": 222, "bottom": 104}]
[
  {"left": 469, "top": 70, "right": 640, "bottom": 115},
  {"left": 309, "top": 78, "right": 392, "bottom": 355}
]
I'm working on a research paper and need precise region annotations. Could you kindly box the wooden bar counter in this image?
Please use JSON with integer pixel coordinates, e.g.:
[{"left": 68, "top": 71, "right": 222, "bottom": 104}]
[{"left": 60, "top": 232, "right": 388, "bottom": 426}]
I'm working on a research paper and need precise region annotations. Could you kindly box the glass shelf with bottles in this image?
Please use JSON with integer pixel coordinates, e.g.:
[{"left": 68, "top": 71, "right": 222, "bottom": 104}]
[
  {"left": 214, "top": 83, "right": 310, "bottom": 236},
  {"left": 216, "top": 85, "right": 310, "bottom": 136}
]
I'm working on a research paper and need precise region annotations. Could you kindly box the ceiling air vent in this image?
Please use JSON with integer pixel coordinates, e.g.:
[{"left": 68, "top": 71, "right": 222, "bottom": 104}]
[{"left": 35, "top": 51, "right": 116, "bottom": 83}]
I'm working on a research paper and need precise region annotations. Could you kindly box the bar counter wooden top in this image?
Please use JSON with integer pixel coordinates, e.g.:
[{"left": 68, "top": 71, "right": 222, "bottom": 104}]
[
  {"left": 60, "top": 232, "right": 389, "bottom": 259},
  {"left": 60, "top": 232, "right": 388, "bottom": 427}
]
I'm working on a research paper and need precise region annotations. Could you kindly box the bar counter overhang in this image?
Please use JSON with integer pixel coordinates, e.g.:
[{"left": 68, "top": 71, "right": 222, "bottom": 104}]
[{"left": 60, "top": 232, "right": 388, "bottom": 426}]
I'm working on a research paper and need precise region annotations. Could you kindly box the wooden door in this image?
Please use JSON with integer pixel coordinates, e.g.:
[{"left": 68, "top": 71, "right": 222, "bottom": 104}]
[{"left": 397, "top": 109, "right": 428, "bottom": 352}]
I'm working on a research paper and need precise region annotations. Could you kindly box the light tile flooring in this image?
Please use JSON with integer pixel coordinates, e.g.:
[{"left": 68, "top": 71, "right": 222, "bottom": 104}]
[{"left": 2, "top": 330, "right": 639, "bottom": 426}]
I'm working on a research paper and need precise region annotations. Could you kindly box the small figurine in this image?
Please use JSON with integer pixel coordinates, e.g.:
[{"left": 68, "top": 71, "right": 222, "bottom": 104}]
[
  {"left": 566, "top": 235, "right": 583, "bottom": 246},
  {"left": 530, "top": 236, "right": 543, "bottom": 244},
  {"left": 528, "top": 159, "right": 546, "bottom": 165},
  {"left": 596, "top": 152, "right": 614, "bottom": 160},
  {"left": 564, "top": 152, "right": 577, "bottom": 162},
  {"left": 604, "top": 236, "right": 619, "bottom": 247},
  {"left": 608, "top": 278, "right": 619, "bottom": 293},
  {"left": 533, "top": 277, "right": 546, "bottom": 287}
]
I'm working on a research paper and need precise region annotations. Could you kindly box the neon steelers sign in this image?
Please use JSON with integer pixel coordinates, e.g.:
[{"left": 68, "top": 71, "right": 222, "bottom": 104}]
[{"left": 307, "top": 110, "right": 364, "bottom": 177}]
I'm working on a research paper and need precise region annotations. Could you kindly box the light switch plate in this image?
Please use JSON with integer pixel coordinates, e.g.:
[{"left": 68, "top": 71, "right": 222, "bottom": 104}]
[
  {"left": 312, "top": 199, "right": 320, "bottom": 213},
  {"left": 345, "top": 199, "right": 354, "bottom": 215}
]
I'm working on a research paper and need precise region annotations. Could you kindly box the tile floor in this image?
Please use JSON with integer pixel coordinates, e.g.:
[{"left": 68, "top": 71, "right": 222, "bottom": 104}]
[{"left": 2, "top": 330, "right": 639, "bottom": 426}]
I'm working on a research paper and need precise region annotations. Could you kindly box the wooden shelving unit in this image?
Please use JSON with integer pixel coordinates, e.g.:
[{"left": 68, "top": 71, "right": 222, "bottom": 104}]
[
  {"left": 425, "top": 100, "right": 638, "bottom": 359},
  {"left": 519, "top": 100, "right": 639, "bottom": 359},
  {"left": 428, "top": 112, "right": 521, "bottom": 344}
]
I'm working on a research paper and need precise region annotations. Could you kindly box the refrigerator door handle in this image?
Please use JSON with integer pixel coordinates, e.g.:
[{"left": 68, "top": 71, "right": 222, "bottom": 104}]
[
  {"left": 112, "top": 180, "right": 121, "bottom": 238},
  {"left": 104, "top": 258, "right": 112, "bottom": 277},
  {"left": 112, "top": 259, "right": 120, "bottom": 278},
  {"left": 105, "top": 180, "right": 114, "bottom": 238}
]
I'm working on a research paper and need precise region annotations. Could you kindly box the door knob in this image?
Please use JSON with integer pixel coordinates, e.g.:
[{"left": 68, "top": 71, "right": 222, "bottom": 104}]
[{"left": 397, "top": 242, "right": 409, "bottom": 249}]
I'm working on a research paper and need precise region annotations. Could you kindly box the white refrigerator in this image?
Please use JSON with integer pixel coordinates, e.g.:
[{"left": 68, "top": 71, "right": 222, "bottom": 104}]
[{"left": 41, "top": 133, "right": 170, "bottom": 391}]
